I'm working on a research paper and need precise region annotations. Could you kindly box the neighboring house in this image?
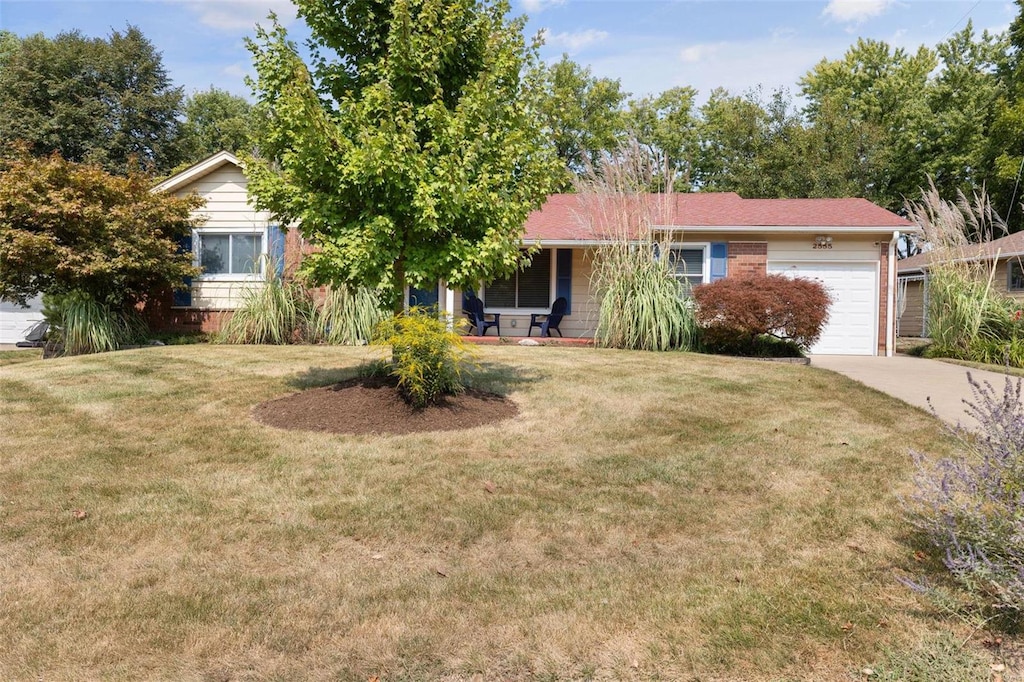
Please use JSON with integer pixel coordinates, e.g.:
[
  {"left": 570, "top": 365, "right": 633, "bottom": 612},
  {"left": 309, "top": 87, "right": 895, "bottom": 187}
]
[
  {"left": 896, "top": 231, "right": 1024, "bottom": 338},
  {"left": 152, "top": 152, "right": 911, "bottom": 356},
  {"left": 0, "top": 295, "right": 44, "bottom": 345},
  {"left": 145, "top": 151, "right": 289, "bottom": 332}
]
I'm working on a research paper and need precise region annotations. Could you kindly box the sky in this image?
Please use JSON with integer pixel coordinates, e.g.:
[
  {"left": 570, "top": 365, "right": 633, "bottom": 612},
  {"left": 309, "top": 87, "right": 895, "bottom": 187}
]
[{"left": 0, "top": 0, "right": 1017, "bottom": 104}]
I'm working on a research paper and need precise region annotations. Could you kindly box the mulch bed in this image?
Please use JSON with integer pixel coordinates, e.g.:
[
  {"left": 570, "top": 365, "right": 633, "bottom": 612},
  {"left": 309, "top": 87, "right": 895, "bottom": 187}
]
[{"left": 252, "top": 375, "right": 518, "bottom": 435}]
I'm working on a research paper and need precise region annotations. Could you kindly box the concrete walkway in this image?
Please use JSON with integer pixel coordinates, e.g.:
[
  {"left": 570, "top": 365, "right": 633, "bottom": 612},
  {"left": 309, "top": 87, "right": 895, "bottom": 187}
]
[{"left": 810, "top": 354, "right": 1020, "bottom": 429}]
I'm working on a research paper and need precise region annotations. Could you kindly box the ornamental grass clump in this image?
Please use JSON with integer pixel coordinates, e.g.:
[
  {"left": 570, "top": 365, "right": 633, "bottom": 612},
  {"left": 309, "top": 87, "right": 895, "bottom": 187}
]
[
  {"left": 906, "top": 372, "right": 1024, "bottom": 623},
  {"left": 218, "top": 261, "right": 313, "bottom": 345},
  {"left": 308, "top": 286, "right": 387, "bottom": 346},
  {"left": 43, "top": 290, "right": 148, "bottom": 356},
  {"left": 907, "top": 184, "right": 1024, "bottom": 367},
  {"left": 374, "top": 308, "right": 471, "bottom": 408},
  {"left": 576, "top": 141, "right": 698, "bottom": 351}
]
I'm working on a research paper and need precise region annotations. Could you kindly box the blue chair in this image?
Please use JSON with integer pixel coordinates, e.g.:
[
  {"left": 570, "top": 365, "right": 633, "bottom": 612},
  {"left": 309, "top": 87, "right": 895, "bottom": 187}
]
[
  {"left": 528, "top": 297, "right": 567, "bottom": 337},
  {"left": 463, "top": 295, "right": 500, "bottom": 336}
]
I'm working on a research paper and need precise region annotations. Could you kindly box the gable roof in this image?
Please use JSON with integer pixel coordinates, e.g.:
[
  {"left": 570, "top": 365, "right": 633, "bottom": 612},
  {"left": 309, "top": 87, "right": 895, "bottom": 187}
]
[
  {"left": 897, "top": 230, "right": 1024, "bottom": 274},
  {"left": 523, "top": 192, "right": 911, "bottom": 242},
  {"left": 152, "top": 151, "right": 242, "bottom": 194}
]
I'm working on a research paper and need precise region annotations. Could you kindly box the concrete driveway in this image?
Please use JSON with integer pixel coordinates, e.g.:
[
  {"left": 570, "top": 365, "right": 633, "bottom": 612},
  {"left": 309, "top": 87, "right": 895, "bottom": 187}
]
[{"left": 810, "top": 354, "right": 1020, "bottom": 429}]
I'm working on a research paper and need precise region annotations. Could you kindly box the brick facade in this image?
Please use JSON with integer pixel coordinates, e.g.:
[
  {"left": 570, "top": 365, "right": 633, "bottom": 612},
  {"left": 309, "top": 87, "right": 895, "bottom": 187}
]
[{"left": 726, "top": 241, "right": 767, "bottom": 277}]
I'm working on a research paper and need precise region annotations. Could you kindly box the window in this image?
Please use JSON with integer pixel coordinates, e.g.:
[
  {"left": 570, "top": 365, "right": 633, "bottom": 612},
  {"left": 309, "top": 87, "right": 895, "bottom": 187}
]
[
  {"left": 197, "top": 232, "right": 264, "bottom": 277},
  {"left": 484, "top": 249, "right": 552, "bottom": 309},
  {"left": 1011, "top": 260, "right": 1024, "bottom": 292},
  {"left": 667, "top": 246, "right": 707, "bottom": 291}
]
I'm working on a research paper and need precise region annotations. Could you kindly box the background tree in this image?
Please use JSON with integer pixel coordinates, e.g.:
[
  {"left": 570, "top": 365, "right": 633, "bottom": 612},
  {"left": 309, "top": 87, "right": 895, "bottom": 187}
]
[
  {"left": 537, "top": 54, "right": 627, "bottom": 189},
  {"left": 800, "top": 39, "right": 936, "bottom": 210},
  {"left": 177, "top": 87, "right": 256, "bottom": 166},
  {"left": 0, "top": 26, "right": 184, "bottom": 174},
  {"left": 0, "top": 150, "right": 200, "bottom": 309},
  {"left": 627, "top": 86, "right": 700, "bottom": 192},
  {"left": 246, "top": 0, "right": 560, "bottom": 311}
]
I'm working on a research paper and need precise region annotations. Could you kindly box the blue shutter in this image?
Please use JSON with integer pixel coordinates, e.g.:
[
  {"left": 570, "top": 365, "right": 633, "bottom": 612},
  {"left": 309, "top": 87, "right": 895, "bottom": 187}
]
[
  {"left": 710, "top": 242, "right": 728, "bottom": 282},
  {"left": 556, "top": 248, "right": 572, "bottom": 314},
  {"left": 173, "top": 233, "right": 193, "bottom": 307},
  {"left": 269, "top": 225, "right": 286, "bottom": 279}
]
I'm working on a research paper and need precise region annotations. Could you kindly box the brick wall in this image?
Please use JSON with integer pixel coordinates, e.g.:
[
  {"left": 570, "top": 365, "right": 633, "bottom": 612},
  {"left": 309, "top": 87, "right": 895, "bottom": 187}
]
[{"left": 726, "top": 241, "right": 767, "bottom": 277}]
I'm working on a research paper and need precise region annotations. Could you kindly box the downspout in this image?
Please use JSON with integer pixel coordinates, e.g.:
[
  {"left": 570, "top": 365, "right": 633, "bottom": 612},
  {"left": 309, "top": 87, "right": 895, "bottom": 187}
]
[{"left": 886, "top": 230, "right": 898, "bottom": 357}]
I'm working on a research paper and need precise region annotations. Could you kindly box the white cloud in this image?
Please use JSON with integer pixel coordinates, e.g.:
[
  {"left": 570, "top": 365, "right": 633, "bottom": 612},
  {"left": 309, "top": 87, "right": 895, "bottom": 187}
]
[
  {"left": 822, "top": 0, "right": 895, "bottom": 24},
  {"left": 543, "top": 28, "right": 609, "bottom": 52},
  {"left": 175, "top": 1, "right": 298, "bottom": 32},
  {"left": 679, "top": 43, "right": 725, "bottom": 64},
  {"left": 522, "top": 0, "right": 566, "bottom": 13},
  {"left": 223, "top": 63, "right": 250, "bottom": 78}
]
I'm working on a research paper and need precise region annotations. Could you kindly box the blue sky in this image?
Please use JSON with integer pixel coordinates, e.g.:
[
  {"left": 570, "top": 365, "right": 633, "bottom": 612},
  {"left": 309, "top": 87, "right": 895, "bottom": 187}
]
[{"left": 0, "top": 0, "right": 1016, "bottom": 103}]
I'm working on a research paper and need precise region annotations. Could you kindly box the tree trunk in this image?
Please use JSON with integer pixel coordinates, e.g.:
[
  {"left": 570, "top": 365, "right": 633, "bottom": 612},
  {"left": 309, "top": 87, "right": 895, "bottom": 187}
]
[{"left": 392, "top": 256, "right": 406, "bottom": 315}]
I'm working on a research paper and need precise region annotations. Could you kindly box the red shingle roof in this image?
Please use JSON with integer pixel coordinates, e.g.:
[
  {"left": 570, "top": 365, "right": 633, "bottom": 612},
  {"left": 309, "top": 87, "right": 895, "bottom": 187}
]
[
  {"left": 523, "top": 192, "right": 911, "bottom": 242},
  {"left": 898, "top": 230, "right": 1024, "bottom": 272}
]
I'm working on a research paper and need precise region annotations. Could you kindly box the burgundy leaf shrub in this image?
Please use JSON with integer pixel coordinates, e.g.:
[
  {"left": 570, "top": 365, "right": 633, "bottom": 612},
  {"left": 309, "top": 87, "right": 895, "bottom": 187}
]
[{"left": 692, "top": 274, "right": 832, "bottom": 355}]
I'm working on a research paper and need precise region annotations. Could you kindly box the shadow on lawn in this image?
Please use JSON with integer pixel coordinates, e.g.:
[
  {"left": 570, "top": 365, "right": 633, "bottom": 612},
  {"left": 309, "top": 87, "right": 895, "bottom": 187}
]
[{"left": 286, "top": 361, "right": 546, "bottom": 396}]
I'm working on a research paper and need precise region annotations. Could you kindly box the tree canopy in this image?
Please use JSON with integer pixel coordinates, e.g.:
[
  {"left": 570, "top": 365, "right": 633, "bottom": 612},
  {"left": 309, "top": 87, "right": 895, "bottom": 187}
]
[
  {"left": 246, "top": 0, "right": 560, "bottom": 309},
  {"left": 177, "top": 87, "right": 255, "bottom": 166},
  {"left": 0, "top": 151, "right": 200, "bottom": 309},
  {"left": 0, "top": 26, "right": 184, "bottom": 175}
]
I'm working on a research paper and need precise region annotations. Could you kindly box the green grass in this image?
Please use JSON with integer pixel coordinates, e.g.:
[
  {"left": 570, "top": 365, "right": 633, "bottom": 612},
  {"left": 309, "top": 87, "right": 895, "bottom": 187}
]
[
  {"left": 936, "top": 357, "right": 1024, "bottom": 378},
  {"left": 0, "top": 349, "right": 41, "bottom": 367},
  {"left": 0, "top": 345, "right": 995, "bottom": 679}
]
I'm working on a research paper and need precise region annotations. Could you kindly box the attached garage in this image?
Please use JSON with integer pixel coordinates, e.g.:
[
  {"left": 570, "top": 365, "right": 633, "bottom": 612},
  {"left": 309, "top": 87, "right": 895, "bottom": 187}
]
[
  {"left": 767, "top": 262, "right": 878, "bottom": 355},
  {"left": 0, "top": 296, "right": 44, "bottom": 345}
]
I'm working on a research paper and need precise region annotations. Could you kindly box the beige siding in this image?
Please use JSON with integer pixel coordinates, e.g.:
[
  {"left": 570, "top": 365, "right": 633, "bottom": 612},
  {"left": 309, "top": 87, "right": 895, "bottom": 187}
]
[
  {"left": 768, "top": 237, "right": 880, "bottom": 262},
  {"left": 993, "top": 258, "right": 1024, "bottom": 302},
  {"left": 190, "top": 280, "right": 263, "bottom": 309},
  {"left": 898, "top": 278, "right": 926, "bottom": 337},
  {"left": 175, "top": 166, "right": 272, "bottom": 230},
  {"left": 175, "top": 164, "right": 271, "bottom": 310}
]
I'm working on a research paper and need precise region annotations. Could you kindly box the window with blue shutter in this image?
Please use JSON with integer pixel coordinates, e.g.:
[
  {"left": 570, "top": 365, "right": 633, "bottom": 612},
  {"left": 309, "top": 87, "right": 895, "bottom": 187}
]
[
  {"left": 172, "top": 233, "right": 193, "bottom": 307},
  {"left": 710, "top": 242, "right": 728, "bottom": 282},
  {"left": 269, "top": 225, "right": 286, "bottom": 279},
  {"left": 556, "top": 249, "right": 572, "bottom": 314}
]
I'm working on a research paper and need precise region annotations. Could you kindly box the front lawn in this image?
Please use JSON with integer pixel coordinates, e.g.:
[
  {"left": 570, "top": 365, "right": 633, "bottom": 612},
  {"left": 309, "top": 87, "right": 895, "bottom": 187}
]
[{"left": 0, "top": 345, "right": 968, "bottom": 679}]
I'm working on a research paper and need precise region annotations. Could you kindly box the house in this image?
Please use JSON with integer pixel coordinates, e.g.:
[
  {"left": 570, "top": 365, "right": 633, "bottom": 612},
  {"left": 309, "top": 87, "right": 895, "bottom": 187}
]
[
  {"left": 150, "top": 152, "right": 912, "bottom": 356},
  {"left": 0, "top": 295, "right": 44, "bottom": 345},
  {"left": 896, "top": 231, "right": 1024, "bottom": 338}
]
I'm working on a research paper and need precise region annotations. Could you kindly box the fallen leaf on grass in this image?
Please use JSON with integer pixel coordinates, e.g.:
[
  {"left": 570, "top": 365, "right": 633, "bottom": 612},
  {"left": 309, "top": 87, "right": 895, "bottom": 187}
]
[
  {"left": 841, "top": 621, "right": 854, "bottom": 632},
  {"left": 483, "top": 481, "right": 496, "bottom": 493},
  {"left": 72, "top": 509, "right": 88, "bottom": 521}
]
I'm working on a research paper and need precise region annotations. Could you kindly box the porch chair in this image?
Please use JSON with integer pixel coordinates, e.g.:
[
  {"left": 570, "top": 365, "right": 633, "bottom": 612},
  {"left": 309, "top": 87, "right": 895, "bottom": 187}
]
[
  {"left": 463, "top": 295, "right": 500, "bottom": 336},
  {"left": 528, "top": 297, "right": 567, "bottom": 337}
]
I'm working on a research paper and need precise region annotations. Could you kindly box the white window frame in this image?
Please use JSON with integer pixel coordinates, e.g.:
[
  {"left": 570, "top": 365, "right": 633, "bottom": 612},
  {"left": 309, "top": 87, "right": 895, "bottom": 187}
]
[
  {"left": 193, "top": 227, "right": 268, "bottom": 281},
  {"left": 665, "top": 242, "right": 712, "bottom": 289},
  {"left": 481, "top": 248, "right": 557, "bottom": 314}
]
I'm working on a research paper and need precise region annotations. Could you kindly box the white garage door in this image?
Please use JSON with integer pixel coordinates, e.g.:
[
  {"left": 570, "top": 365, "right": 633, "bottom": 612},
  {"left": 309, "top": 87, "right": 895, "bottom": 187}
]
[
  {"left": 0, "top": 297, "right": 45, "bottom": 345},
  {"left": 767, "top": 262, "right": 878, "bottom": 355}
]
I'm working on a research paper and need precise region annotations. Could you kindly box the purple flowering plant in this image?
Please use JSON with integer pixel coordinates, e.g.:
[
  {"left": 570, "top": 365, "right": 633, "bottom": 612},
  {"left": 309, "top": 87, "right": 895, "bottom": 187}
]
[{"left": 905, "top": 372, "right": 1024, "bottom": 622}]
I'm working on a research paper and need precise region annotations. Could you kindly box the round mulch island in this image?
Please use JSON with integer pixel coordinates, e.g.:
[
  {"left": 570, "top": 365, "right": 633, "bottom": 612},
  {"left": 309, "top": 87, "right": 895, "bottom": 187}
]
[{"left": 252, "top": 376, "right": 518, "bottom": 435}]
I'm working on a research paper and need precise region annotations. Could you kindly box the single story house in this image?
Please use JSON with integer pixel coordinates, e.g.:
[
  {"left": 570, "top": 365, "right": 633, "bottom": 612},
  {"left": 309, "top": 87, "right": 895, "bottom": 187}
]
[
  {"left": 896, "top": 231, "right": 1024, "bottom": 338},
  {"left": 148, "top": 151, "right": 912, "bottom": 356}
]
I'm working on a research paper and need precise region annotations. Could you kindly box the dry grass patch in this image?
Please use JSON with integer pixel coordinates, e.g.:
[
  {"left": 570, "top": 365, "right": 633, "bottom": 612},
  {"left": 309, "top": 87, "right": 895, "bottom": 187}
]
[{"left": 0, "top": 345, "right": 970, "bottom": 679}]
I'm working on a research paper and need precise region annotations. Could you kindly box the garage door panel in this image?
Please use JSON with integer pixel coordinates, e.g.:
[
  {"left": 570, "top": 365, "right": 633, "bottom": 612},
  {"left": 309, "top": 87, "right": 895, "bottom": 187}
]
[{"left": 767, "top": 262, "right": 878, "bottom": 355}]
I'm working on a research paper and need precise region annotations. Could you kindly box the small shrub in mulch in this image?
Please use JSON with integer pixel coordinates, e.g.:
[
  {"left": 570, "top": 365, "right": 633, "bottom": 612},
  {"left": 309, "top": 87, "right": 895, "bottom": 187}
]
[{"left": 252, "top": 375, "right": 517, "bottom": 435}]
